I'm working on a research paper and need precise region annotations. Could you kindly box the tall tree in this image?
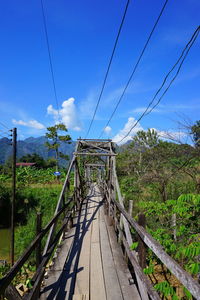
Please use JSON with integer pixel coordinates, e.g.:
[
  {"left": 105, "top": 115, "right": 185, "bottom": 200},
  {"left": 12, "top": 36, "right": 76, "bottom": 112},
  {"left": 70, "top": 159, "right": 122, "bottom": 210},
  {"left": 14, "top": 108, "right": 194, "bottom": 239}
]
[
  {"left": 131, "top": 129, "right": 160, "bottom": 149},
  {"left": 45, "top": 123, "right": 71, "bottom": 171},
  {"left": 191, "top": 120, "right": 200, "bottom": 148}
]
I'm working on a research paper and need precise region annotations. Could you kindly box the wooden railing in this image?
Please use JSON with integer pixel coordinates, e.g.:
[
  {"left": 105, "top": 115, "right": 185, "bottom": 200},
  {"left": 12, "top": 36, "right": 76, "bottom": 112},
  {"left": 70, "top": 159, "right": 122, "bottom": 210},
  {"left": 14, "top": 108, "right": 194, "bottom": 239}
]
[
  {"left": 101, "top": 159, "right": 200, "bottom": 300},
  {"left": 0, "top": 155, "right": 84, "bottom": 299}
]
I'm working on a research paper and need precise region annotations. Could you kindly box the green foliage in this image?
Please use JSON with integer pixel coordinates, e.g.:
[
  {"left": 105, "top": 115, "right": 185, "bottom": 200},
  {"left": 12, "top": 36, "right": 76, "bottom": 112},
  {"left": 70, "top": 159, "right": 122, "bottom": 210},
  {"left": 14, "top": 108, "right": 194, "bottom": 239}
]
[
  {"left": 15, "top": 185, "right": 62, "bottom": 257},
  {"left": 131, "top": 128, "right": 160, "bottom": 149},
  {"left": 15, "top": 166, "right": 67, "bottom": 185},
  {"left": 139, "top": 193, "right": 199, "bottom": 298},
  {"left": 19, "top": 153, "right": 47, "bottom": 168},
  {"left": 191, "top": 120, "right": 200, "bottom": 148},
  {"left": 154, "top": 281, "right": 178, "bottom": 299},
  {"left": 116, "top": 126, "right": 200, "bottom": 298},
  {"left": 183, "top": 287, "right": 192, "bottom": 299},
  {"left": 130, "top": 242, "right": 138, "bottom": 250},
  {"left": 45, "top": 123, "right": 71, "bottom": 169},
  {"left": 0, "top": 264, "right": 10, "bottom": 280},
  {"left": 143, "top": 262, "right": 154, "bottom": 275}
]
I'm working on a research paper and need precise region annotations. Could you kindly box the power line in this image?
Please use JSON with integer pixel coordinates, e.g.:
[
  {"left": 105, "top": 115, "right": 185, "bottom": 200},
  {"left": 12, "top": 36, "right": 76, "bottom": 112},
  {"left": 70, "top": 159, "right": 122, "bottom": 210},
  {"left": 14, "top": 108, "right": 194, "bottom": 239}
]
[
  {"left": 144, "top": 27, "right": 199, "bottom": 117},
  {"left": 0, "top": 133, "right": 11, "bottom": 139},
  {"left": 0, "top": 121, "right": 10, "bottom": 130},
  {"left": 0, "top": 129, "right": 10, "bottom": 134},
  {"left": 85, "top": 0, "right": 131, "bottom": 138},
  {"left": 0, "top": 130, "right": 11, "bottom": 138},
  {"left": 119, "top": 26, "right": 200, "bottom": 144},
  {"left": 99, "top": 0, "right": 169, "bottom": 138},
  {"left": 40, "top": 0, "right": 60, "bottom": 119}
]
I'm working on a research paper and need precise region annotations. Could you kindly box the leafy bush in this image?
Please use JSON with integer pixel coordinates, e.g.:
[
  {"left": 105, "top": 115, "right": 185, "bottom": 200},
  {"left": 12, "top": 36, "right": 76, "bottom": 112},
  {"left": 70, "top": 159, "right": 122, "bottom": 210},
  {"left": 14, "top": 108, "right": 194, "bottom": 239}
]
[{"left": 15, "top": 185, "right": 62, "bottom": 257}]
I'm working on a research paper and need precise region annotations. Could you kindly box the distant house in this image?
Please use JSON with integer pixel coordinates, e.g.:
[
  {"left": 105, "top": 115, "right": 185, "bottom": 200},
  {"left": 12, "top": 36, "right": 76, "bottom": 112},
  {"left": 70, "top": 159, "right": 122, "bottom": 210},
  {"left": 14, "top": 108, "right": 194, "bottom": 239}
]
[{"left": 16, "top": 162, "right": 36, "bottom": 167}]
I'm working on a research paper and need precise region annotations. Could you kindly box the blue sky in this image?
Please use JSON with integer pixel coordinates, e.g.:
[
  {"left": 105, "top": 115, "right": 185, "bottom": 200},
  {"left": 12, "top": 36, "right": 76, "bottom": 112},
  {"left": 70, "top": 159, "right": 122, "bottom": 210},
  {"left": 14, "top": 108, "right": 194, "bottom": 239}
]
[{"left": 0, "top": 0, "right": 199, "bottom": 143}]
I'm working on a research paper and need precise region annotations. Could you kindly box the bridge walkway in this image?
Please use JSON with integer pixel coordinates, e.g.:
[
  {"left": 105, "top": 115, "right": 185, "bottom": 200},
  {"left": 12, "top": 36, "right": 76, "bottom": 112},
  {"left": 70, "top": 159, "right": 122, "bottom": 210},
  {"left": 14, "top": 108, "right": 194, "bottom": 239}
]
[{"left": 40, "top": 185, "right": 141, "bottom": 300}]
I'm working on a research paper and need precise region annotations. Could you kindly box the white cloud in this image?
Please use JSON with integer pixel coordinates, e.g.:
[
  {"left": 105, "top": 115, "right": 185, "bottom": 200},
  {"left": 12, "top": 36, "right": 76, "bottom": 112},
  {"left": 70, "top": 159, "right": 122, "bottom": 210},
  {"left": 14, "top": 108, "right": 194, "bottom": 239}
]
[
  {"left": 47, "top": 97, "right": 81, "bottom": 131},
  {"left": 12, "top": 119, "right": 45, "bottom": 130},
  {"left": 47, "top": 104, "right": 59, "bottom": 117},
  {"left": 112, "top": 117, "right": 143, "bottom": 145},
  {"left": 104, "top": 126, "right": 112, "bottom": 135}
]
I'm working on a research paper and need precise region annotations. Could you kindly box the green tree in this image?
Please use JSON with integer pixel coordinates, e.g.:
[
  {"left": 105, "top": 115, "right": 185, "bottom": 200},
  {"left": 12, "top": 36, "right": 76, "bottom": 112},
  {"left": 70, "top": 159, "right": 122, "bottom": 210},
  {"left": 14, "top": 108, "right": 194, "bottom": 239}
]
[
  {"left": 191, "top": 120, "right": 200, "bottom": 148},
  {"left": 45, "top": 123, "right": 71, "bottom": 171},
  {"left": 19, "top": 153, "right": 47, "bottom": 168},
  {"left": 131, "top": 129, "right": 160, "bottom": 149}
]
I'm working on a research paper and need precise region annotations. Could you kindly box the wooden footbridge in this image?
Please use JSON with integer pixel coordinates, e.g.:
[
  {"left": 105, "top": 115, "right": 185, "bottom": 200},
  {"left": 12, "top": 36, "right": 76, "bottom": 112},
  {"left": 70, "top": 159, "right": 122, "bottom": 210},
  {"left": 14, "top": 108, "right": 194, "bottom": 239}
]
[{"left": 0, "top": 139, "right": 199, "bottom": 300}]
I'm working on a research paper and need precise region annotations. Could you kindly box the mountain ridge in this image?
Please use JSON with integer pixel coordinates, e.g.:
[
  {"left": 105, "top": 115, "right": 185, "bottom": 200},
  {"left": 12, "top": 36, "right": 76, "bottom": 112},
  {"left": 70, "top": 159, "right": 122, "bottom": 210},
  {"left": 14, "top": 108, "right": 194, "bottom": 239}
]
[{"left": 0, "top": 136, "right": 76, "bottom": 165}]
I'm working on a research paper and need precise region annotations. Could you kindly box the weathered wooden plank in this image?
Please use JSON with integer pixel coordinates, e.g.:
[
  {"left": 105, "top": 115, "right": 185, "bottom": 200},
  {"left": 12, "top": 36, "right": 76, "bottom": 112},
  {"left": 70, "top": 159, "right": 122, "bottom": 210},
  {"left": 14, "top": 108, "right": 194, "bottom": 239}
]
[
  {"left": 104, "top": 213, "right": 141, "bottom": 300},
  {"left": 90, "top": 243, "right": 106, "bottom": 300},
  {"left": 99, "top": 209, "right": 123, "bottom": 300},
  {"left": 122, "top": 234, "right": 161, "bottom": 300},
  {"left": 74, "top": 201, "right": 93, "bottom": 296},
  {"left": 63, "top": 202, "right": 89, "bottom": 299},
  {"left": 74, "top": 152, "right": 116, "bottom": 156},
  {"left": 40, "top": 215, "right": 78, "bottom": 299},
  {"left": 73, "top": 294, "right": 89, "bottom": 300},
  {"left": 4, "top": 284, "right": 22, "bottom": 300},
  {"left": 112, "top": 165, "right": 149, "bottom": 300},
  {"left": 90, "top": 196, "right": 106, "bottom": 300},
  {"left": 115, "top": 223, "right": 160, "bottom": 300}
]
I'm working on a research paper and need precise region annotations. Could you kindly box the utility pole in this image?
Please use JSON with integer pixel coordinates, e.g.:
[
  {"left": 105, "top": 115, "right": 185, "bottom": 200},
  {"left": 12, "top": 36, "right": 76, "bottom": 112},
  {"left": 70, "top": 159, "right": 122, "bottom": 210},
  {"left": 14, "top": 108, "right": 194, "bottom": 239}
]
[{"left": 11, "top": 127, "right": 17, "bottom": 266}]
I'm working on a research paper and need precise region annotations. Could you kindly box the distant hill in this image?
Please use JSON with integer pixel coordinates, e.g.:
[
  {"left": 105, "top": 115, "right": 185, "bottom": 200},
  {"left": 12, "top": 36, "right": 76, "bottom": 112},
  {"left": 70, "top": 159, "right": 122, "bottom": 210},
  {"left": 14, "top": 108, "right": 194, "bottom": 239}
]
[{"left": 0, "top": 136, "right": 76, "bottom": 166}]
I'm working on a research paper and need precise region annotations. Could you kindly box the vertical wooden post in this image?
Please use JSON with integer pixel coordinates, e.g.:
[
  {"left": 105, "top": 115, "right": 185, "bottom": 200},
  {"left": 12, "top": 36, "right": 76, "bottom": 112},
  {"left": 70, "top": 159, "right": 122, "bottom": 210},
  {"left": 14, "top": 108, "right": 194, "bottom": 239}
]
[
  {"left": 138, "top": 213, "right": 146, "bottom": 269},
  {"left": 36, "top": 212, "right": 42, "bottom": 268},
  {"left": 35, "top": 212, "right": 42, "bottom": 300},
  {"left": 124, "top": 200, "right": 133, "bottom": 262},
  {"left": 172, "top": 213, "right": 177, "bottom": 241},
  {"left": 128, "top": 200, "right": 133, "bottom": 217},
  {"left": 108, "top": 157, "right": 112, "bottom": 218},
  {"left": 113, "top": 203, "right": 117, "bottom": 231},
  {"left": 11, "top": 127, "right": 17, "bottom": 266},
  {"left": 118, "top": 197, "right": 124, "bottom": 245},
  {"left": 74, "top": 160, "right": 78, "bottom": 209}
]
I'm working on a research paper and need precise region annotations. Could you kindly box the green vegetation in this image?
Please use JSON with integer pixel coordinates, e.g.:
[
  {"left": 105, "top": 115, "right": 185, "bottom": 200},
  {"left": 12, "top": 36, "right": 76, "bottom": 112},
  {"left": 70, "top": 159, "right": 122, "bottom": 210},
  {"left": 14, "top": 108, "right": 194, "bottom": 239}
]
[
  {"left": 0, "top": 164, "right": 73, "bottom": 282},
  {"left": 19, "top": 153, "right": 57, "bottom": 169},
  {"left": 191, "top": 120, "right": 200, "bottom": 148},
  {"left": 117, "top": 125, "right": 200, "bottom": 299},
  {"left": 14, "top": 184, "right": 62, "bottom": 257},
  {"left": 45, "top": 123, "right": 71, "bottom": 171},
  {"left": 0, "top": 122, "right": 199, "bottom": 297}
]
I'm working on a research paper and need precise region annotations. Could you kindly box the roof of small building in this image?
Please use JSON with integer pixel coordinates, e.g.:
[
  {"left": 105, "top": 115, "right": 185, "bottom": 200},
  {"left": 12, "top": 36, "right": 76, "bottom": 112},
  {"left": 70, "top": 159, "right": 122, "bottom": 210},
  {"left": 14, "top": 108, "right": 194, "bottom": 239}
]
[{"left": 16, "top": 162, "right": 36, "bottom": 167}]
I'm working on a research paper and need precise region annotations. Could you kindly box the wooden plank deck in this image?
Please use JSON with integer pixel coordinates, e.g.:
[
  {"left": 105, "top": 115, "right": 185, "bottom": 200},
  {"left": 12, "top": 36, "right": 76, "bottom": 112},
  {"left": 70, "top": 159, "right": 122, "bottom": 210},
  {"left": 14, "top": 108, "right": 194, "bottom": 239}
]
[{"left": 40, "top": 185, "right": 141, "bottom": 300}]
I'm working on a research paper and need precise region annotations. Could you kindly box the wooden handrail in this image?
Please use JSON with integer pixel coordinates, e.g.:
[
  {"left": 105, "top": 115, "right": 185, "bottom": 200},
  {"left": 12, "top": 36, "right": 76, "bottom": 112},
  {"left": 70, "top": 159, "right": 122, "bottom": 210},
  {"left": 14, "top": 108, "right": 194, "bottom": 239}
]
[
  {"left": 109, "top": 194, "right": 200, "bottom": 299},
  {"left": 0, "top": 201, "right": 71, "bottom": 295},
  {"left": 43, "top": 157, "right": 76, "bottom": 255},
  {"left": 24, "top": 210, "right": 74, "bottom": 300}
]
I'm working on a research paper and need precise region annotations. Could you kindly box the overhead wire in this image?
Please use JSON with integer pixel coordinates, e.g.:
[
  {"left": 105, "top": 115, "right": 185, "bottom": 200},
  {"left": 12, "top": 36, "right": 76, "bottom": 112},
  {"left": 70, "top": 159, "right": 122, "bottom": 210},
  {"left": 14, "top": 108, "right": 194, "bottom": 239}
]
[
  {"left": 85, "top": 0, "right": 131, "bottom": 138},
  {"left": 40, "top": 0, "right": 61, "bottom": 121},
  {"left": 0, "top": 121, "right": 10, "bottom": 130},
  {"left": 99, "top": 0, "right": 169, "bottom": 138},
  {"left": 118, "top": 26, "right": 200, "bottom": 144},
  {"left": 0, "top": 133, "right": 11, "bottom": 139},
  {"left": 0, "top": 129, "right": 10, "bottom": 135}
]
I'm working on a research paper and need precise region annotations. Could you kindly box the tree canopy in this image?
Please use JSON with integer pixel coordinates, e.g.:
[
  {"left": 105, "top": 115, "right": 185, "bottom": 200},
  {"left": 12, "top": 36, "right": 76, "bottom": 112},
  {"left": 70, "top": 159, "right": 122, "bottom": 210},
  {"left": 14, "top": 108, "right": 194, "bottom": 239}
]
[
  {"left": 45, "top": 123, "right": 71, "bottom": 170},
  {"left": 191, "top": 120, "right": 200, "bottom": 148}
]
